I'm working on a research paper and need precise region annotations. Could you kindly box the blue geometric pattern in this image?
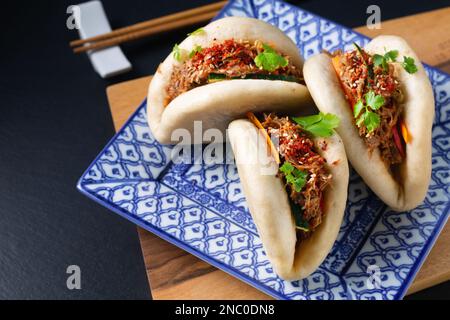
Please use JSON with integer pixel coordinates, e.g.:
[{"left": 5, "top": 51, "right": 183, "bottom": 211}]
[{"left": 78, "top": 0, "right": 450, "bottom": 300}]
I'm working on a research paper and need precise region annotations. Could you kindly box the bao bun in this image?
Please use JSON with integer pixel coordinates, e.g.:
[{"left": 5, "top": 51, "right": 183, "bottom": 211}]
[
  {"left": 228, "top": 119, "right": 349, "bottom": 280},
  {"left": 303, "top": 36, "right": 434, "bottom": 211},
  {"left": 147, "top": 17, "right": 314, "bottom": 144}
]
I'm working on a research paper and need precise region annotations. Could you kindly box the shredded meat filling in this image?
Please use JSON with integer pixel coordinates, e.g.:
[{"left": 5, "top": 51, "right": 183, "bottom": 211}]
[
  {"left": 332, "top": 49, "right": 404, "bottom": 167},
  {"left": 166, "top": 39, "right": 303, "bottom": 105},
  {"left": 262, "top": 114, "right": 332, "bottom": 238}
]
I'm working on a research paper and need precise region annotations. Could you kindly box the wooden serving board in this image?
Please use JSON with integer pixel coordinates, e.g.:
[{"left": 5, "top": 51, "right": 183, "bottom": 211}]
[{"left": 106, "top": 7, "right": 450, "bottom": 299}]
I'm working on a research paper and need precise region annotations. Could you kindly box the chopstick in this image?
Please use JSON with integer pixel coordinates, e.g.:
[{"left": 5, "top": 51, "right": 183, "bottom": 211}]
[
  {"left": 71, "top": 1, "right": 227, "bottom": 54},
  {"left": 73, "top": 11, "right": 217, "bottom": 53}
]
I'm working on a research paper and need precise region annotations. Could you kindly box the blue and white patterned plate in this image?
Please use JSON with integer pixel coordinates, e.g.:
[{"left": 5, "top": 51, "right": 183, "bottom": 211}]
[{"left": 77, "top": 0, "right": 450, "bottom": 300}]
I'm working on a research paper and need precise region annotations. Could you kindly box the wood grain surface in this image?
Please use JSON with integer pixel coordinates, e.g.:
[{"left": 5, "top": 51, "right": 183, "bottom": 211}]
[{"left": 106, "top": 7, "right": 450, "bottom": 299}]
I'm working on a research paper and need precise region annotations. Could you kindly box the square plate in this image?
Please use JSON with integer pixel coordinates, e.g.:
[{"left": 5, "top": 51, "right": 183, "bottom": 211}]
[{"left": 77, "top": 0, "right": 450, "bottom": 300}]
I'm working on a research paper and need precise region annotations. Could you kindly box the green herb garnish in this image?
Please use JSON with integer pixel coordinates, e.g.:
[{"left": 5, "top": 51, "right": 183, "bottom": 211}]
[
  {"left": 292, "top": 112, "right": 340, "bottom": 137},
  {"left": 402, "top": 56, "right": 418, "bottom": 74},
  {"left": 365, "top": 90, "right": 385, "bottom": 109},
  {"left": 189, "top": 45, "right": 202, "bottom": 58},
  {"left": 363, "top": 111, "right": 381, "bottom": 133},
  {"left": 353, "top": 100, "right": 365, "bottom": 118},
  {"left": 187, "top": 27, "right": 205, "bottom": 36},
  {"left": 373, "top": 54, "right": 387, "bottom": 71},
  {"left": 279, "top": 162, "right": 308, "bottom": 193},
  {"left": 172, "top": 44, "right": 183, "bottom": 62},
  {"left": 373, "top": 50, "right": 398, "bottom": 72},
  {"left": 384, "top": 50, "right": 399, "bottom": 62},
  {"left": 371, "top": 49, "right": 418, "bottom": 74},
  {"left": 353, "top": 90, "right": 385, "bottom": 133},
  {"left": 254, "top": 44, "right": 288, "bottom": 72}
]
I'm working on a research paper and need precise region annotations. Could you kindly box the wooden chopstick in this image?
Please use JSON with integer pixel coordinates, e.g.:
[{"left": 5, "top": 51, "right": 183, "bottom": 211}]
[
  {"left": 73, "top": 10, "right": 217, "bottom": 53},
  {"left": 71, "top": 1, "right": 227, "bottom": 53}
]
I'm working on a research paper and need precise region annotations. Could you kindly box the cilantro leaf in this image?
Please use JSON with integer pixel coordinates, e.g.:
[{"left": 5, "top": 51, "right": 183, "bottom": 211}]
[
  {"left": 279, "top": 162, "right": 294, "bottom": 175},
  {"left": 279, "top": 162, "right": 308, "bottom": 193},
  {"left": 292, "top": 112, "right": 340, "bottom": 137},
  {"left": 373, "top": 50, "right": 398, "bottom": 73},
  {"left": 364, "top": 111, "right": 380, "bottom": 133},
  {"left": 305, "top": 123, "right": 334, "bottom": 137},
  {"left": 373, "top": 54, "right": 384, "bottom": 68},
  {"left": 353, "top": 100, "right": 365, "bottom": 118},
  {"left": 292, "top": 172, "right": 307, "bottom": 192},
  {"left": 254, "top": 44, "right": 288, "bottom": 72},
  {"left": 189, "top": 45, "right": 202, "bottom": 58},
  {"left": 292, "top": 167, "right": 306, "bottom": 178},
  {"left": 402, "top": 56, "right": 418, "bottom": 74},
  {"left": 365, "top": 91, "right": 385, "bottom": 110},
  {"left": 285, "top": 174, "right": 296, "bottom": 185},
  {"left": 373, "top": 53, "right": 388, "bottom": 72},
  {"left": 356, "top": 112, "right": 366, "bottom": 128},
  {"left": 187, "top": 27, "right": 205, "bottom": 36},
  {"left": 292, "top": 114, "right": 322, "bottom": 128},
  {"left": 385, "top": 50, "right": 398, "bottom": 62},
  {"left": 321, "top": 112, "right": 341, "bottom": 128},
  {"left": 291, "top": 167, "right": 307, "bottom": 192},
  {"left": 353, "top": 92, "right": 383, "bottom": 132}
]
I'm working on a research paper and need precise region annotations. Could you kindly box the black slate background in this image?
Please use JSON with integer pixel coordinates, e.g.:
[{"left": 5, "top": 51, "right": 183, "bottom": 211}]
[{"left": 0, "top": 0, "right": 448, "bottom": 299}]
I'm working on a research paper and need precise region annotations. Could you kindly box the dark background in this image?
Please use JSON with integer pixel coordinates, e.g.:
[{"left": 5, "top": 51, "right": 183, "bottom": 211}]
[{"left": 0, "top": 0, "right": 448, "bottom": 299}]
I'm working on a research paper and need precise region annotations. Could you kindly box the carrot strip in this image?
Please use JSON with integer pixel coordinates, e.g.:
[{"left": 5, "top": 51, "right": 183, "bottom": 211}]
[
  {"left": 246, "top": 112, "right": 280, "bottom": 164},
  {"left": 400, "top": 119, "right": 410, "bottom": 144},
  {"left": 331, "top": 56, "right": 342, "bottom": 74}
]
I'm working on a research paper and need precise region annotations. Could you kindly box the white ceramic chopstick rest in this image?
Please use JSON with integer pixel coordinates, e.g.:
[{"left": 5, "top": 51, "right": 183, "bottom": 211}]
[{"left": 73, "top": 0, "right": 132, "bottom": 78}]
